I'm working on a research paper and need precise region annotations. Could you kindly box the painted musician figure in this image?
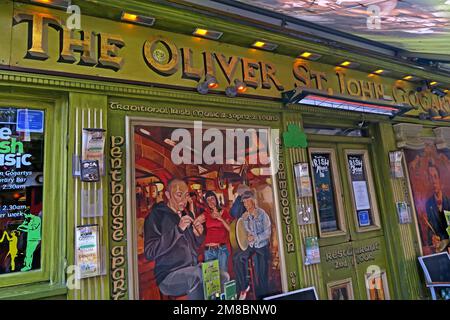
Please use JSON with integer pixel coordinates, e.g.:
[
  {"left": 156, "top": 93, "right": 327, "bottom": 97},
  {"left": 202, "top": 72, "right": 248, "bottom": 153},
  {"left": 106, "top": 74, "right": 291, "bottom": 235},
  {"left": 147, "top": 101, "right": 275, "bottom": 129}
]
[
  {"left": 233, "top": 190, "right": 272, "bottom": 300},
  {"left": 425, "top": 162, "right": 450, "bottom": 252},
  {"left": 144, "top": 179, "right": 206, "bottom": 299}
]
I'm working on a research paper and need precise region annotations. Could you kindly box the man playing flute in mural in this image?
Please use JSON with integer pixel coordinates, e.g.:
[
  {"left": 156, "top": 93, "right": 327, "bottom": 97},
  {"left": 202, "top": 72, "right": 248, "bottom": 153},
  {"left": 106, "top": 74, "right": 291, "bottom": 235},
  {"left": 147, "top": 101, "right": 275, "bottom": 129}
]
[
  {"left": 144, "top": 179, "right": 207, "bottom": 299},
  {"left": 233, "top": 190, "right": 272, "bottom": 300},
  {"left": 425, "top": 162, "right": 450, "bottom": 252}
]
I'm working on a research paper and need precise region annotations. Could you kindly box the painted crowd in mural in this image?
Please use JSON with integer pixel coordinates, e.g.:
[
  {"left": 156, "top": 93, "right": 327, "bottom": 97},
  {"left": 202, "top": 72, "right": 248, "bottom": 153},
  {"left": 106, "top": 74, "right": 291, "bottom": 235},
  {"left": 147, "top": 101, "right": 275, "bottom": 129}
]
[{"left": 133, "top": 121, "right": 283, "bottom": 300}]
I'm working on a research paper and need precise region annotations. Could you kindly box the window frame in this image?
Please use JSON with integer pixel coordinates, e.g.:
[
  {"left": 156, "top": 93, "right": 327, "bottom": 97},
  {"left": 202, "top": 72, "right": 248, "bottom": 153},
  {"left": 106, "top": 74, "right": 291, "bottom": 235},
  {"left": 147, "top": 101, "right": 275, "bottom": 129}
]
[
  {"left": 308, "top": 147, "right": 347, "bottom": 238},
  {"left": 0, "top": 94, "right": 66, "bottom": 297}
]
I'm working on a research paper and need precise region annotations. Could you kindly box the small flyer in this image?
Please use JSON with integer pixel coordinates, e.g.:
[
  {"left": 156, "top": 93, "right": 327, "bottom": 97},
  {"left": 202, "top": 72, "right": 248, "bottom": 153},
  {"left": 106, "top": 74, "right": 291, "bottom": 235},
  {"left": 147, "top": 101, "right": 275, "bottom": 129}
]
[
  {"left": 358, "top": 210, "right": 371, "bottom": 227},
  {"left": 80, "top": 160, "right": 100, "bottom": 182},
  {"left": 202, "top": 259, "right": 221, "bottom": 300},
  {"left": 294, "top": 163, "right": 313, "bottom": 198},
  {"left": 389, "top": 151, "right": 404, "bottom": 178},
  {"left": 397, "top": 202, "right": 412, "bottom": 224},
  {"left": 304, "top": 236, "right": 320, "bottom": 265},
  {"left": 82, "top": 128, "right": 106, "bottom": 175},
  {"left": 76, "top": 225, "right": 100, "bottom": 279}
]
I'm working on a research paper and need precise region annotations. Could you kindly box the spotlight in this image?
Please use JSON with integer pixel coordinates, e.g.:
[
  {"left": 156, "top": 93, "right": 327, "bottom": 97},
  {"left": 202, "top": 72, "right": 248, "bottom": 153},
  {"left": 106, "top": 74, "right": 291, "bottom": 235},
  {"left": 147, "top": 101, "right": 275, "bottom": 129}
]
[
  {"left": 429, "top": 108, "right": 442, "bottom": 120},
  {"left": 225, "top": 80, "right": 247, "bottom": 97},
  {"left": 121, "top": 12, "right": 155, "bottom": 27},
  {"left": 416, "top": 80, "right": 429, "bottom": 92},
  {"left": 197, "top": 75, "right": 218, "bottom": 94},
  {"left": 431, "top": 87, "right": 447, "bottom": 98}
]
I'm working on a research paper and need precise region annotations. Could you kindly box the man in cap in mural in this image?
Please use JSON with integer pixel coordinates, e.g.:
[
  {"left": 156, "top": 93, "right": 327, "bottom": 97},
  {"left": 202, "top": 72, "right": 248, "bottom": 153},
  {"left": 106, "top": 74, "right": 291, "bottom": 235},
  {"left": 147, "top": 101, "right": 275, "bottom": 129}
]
[
  {"left": 144, "top": 178, "right": 206, "bottom": 299},
  {"left": 233, "top": 190, "right": 272, "bottom": 300},
  {"left": 425, "top": 162, "right": 450, "bottom": 252}
]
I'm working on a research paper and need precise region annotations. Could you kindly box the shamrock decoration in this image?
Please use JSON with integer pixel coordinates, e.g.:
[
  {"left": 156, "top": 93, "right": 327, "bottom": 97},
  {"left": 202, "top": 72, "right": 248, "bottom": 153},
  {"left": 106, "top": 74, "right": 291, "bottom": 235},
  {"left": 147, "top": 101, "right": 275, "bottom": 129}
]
[{"left": 283, "top": 124, "right": 308, "bottom": 148}]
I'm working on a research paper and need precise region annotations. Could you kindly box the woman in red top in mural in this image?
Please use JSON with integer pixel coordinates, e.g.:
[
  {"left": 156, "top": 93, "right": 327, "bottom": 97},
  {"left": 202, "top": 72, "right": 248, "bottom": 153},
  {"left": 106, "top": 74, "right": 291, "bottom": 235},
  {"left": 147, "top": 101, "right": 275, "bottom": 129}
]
[{"left": 202, "top": 190, "right": 233, "bottom": 275}]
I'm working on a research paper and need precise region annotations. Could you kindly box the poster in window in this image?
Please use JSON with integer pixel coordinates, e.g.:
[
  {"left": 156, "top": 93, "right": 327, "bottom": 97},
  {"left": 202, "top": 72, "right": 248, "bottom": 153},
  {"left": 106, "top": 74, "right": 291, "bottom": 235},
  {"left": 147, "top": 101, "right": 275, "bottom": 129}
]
[
  {"left": 0, "top": 107, "right": 44, "bottom": 275},
  {"left": 404, "top": 144, "right": 450, "bottom": 254},
  {"left": 311, "top": 153, "right": 339, "bottom": 232},
  {"left": 347, "top": 154, "right": 372, "bottom": 226},
  {"left": 76, "top": 225, "right": 100, "bottom": 279}
]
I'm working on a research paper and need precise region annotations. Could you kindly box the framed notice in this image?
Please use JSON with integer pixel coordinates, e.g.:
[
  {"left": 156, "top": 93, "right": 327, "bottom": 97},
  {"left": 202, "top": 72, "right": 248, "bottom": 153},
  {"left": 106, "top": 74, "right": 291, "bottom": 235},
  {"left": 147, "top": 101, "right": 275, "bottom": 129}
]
[
  {"left": 327, "top": 278, "right": 354, "bottom": 300},
  {"left": 75, "top": 225, "right": 101, "bottom": 279}
]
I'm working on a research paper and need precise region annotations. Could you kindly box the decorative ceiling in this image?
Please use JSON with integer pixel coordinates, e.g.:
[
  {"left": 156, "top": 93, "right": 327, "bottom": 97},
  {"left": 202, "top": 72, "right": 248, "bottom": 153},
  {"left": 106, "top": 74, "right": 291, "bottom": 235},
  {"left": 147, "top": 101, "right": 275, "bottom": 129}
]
[{"left": 235, "top": 0, "right": 450, "bottom": 56}]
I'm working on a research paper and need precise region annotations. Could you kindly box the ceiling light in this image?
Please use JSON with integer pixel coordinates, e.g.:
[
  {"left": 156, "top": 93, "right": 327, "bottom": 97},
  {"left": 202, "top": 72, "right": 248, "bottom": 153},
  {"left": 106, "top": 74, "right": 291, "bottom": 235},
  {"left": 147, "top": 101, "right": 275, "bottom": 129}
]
[
  {"left": 339, "top": 61, "right": 360, "bottom": 69},
  {"left": 30, "top": 0, "right": 71, "bottom": 9},
  {"left": 121, "top": 12, "right": 155, "bottom": 27},
  {"left": 197, "top": 75, "right": 218, "bottom": 94},
  {"left": 193, "top": 28, "right": 223, "bottom": 40},
  {"left": 225, "top": 79, "right": 247, "bottom": 97},
  {"left": 298, "top": 52, "right": 322, "bottom": 61},
  {"left": 251, "top": 41, "right": 278, "bottom": 51},
  {"left": 282, "top": 88, "right": 412, "bottom": 118}
]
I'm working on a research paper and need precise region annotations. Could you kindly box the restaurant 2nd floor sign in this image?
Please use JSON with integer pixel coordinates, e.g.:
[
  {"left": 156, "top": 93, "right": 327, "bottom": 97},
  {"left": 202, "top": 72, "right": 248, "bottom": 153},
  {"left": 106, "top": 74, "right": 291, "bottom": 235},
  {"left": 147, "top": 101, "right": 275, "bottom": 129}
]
[{"left": 10, "top": 10, "right": 450, "bottom": 115}]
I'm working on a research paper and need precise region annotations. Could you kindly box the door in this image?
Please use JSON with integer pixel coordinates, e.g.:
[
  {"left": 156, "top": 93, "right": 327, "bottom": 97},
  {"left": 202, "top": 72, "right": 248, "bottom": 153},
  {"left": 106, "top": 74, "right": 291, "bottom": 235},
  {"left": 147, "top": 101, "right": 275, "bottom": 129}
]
[{"left": 308, "top": 141, "right": 391, "bottom": 300}]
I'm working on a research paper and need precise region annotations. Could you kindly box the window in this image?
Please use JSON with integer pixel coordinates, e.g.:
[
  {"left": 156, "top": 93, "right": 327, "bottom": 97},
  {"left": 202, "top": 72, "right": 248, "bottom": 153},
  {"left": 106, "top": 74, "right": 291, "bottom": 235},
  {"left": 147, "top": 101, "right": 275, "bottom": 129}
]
[
  {"left": 309, "top": 148, "right": 346, "bottom": 236},
  {"left": 0, "top": 108, "right": 44, "bottom": 275},
  {"left": 345, "top": 150, "right": 380, "bottom": 231}
]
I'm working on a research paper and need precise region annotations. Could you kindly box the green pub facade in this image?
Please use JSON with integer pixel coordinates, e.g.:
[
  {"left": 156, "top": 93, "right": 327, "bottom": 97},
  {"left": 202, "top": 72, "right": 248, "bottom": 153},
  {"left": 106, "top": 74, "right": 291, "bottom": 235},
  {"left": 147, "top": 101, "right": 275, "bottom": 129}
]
[{"left": 0, "top": 0, "right": 449, "bottom": 300}]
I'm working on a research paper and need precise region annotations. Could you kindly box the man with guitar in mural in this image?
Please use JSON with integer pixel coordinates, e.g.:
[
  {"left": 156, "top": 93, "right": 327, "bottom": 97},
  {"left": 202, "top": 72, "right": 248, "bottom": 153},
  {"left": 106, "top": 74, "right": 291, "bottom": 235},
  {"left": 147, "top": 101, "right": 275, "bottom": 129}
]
[{"left": 425, "top": 161, "right": 450, "bottom": 252}]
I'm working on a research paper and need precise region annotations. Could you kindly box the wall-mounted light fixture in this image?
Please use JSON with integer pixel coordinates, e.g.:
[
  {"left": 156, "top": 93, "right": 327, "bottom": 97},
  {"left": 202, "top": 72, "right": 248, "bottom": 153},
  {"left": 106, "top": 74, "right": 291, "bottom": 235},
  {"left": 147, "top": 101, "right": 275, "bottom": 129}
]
[
  {"left": 402, "top": 75, "right": 419, "bottom": 81},
  {"left": 197, "top": 75, "right": 219, "bottom": 94},
  {"left": 429, "top": 108, "right": 442, "bottom": 120},
  {"left": 282, "top": 88, "right": 412, "bottom": 118},
  {"left": 430, "top": 81, "right": 438, "bottom": 86},
  {"left": 192, "top": 28, "right": 223, "bottom": 40},
  {"left": 31, "top": 0, "right": 71, "bottom": 9},
  {"left": 121, "top": 12, "right": 155, "bottom": 27},
  {"left": 225, "top": 80, "right": 247, "bottom": 97},
  {"left": 339, "top": 61, "right": 360, "bottom": 69},
  {"left": 251, "top": 41, "right": 278, "bottom": 51},
  {"left": 298, "top": 52, "right": 321, "bottom": 61},
  {"left": 439, "top": 110, "right": 450, "bottom": 120},
  {"left": 372, "top": 69, "right": 390, "bottom": 75}
]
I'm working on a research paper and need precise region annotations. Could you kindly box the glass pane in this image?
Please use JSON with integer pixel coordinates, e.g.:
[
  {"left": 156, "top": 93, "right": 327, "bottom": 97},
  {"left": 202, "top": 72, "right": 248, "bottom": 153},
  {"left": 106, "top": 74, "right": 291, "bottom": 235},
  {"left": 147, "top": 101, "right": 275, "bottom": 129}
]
[
  {"left": 311, "top": 152, "right": 339, "bottom": 232},
  {"left": 0, "top": 107, "right": 44, "bottom": 274},
  {"left": 347, "top": 154, "right": 374, "bottom": 227}
]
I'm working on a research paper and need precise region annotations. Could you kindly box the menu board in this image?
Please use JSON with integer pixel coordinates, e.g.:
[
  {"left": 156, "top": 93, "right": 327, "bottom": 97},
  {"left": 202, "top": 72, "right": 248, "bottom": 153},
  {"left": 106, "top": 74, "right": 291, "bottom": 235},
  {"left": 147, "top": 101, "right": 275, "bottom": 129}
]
[
  {"left": 347, "top": 154, "right": 373, "bottom": 227},
  {"left": 311, "top": 153, "right": 338, "bottom": 232},
  {"left": 0, "top": 108, "right": 44, "bottom": 274}
]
